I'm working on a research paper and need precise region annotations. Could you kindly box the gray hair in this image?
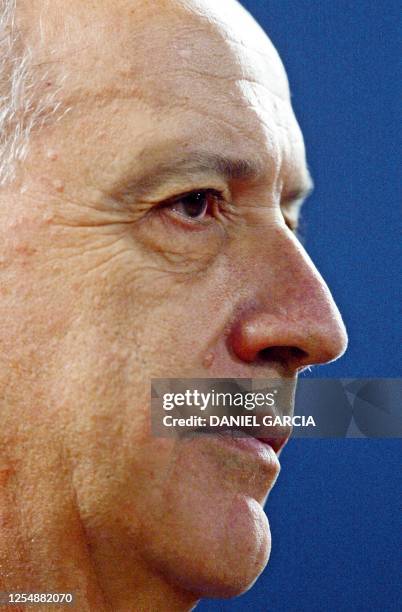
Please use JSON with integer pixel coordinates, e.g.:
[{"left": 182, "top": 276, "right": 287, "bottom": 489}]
[{"left": 0, "top": 0, "right": 64, "bottom": 186}]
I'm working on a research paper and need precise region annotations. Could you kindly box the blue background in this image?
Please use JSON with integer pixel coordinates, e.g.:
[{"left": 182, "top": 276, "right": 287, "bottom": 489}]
[{"left": 200, "top": 1, "right": 401, "bottom": 611}]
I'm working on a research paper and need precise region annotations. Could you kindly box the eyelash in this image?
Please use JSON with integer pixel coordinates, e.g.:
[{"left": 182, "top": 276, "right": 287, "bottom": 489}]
[
  {"left": 156, "top": 188, "right": 300, "bottom": 236},
  {"left": 159, "top": 188, "right": 225, "bottom": 221}
]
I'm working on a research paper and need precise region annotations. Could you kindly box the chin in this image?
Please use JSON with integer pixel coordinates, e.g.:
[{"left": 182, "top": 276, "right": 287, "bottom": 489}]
[
  {"left": 188, "top": 496, "right": 272, "bottom": 599},
  {"left": 147, "top": 494, "right": 272, "bottom": 600}
]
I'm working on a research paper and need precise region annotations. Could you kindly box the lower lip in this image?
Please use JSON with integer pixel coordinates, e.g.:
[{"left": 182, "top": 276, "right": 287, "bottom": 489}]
[{"left": 214, "top": 431, "right": 280, "bottom": 468}]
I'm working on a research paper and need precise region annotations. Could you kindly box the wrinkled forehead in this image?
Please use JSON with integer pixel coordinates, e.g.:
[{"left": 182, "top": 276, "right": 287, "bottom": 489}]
[
  {"left": 20, "top": 0, "right": 305, "bottom": 184},
  {"left": 22, "top": 0, "right": 289, "bottom": 103}
]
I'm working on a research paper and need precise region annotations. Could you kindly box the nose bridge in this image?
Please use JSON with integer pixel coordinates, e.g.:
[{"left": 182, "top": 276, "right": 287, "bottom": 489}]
[
  {"left": 229, "top": 225, "right": 348, "bottom": 367},
  {"left": 242, "top": 226, "right": 332, "bottom": 316}
]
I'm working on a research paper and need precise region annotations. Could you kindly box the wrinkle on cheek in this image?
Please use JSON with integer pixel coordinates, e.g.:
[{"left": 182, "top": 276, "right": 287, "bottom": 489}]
[
  {"left": 130, "top": 216, "right": 225, "bottom": 276},
  {"left": 70, "top": 240, "right": 137, "bottom": 278},
  {"left": 147, "top": 241, "right": 218, "bottom": 272}
]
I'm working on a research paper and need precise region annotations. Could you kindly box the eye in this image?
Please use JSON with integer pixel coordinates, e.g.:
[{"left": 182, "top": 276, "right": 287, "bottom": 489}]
[{"left": 162, "top": 189, "right": 222, "bottom": 221}]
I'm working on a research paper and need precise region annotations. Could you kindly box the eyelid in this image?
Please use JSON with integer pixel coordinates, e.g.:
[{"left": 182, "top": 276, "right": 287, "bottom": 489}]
[
  {"left": 133, "top": 172, "right": 231, "bottom": 206},
  {"left": 160, "top": 187, "right": 226, "bottom": 208},
  {"left": 147, "top": 188, "right": 230, "bottom": 232}
]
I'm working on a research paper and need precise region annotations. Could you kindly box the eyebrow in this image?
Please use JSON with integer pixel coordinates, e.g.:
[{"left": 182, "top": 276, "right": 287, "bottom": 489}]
[
  {"left": 128, "top": 151, "right": 262, "bottom": 197},
  {"left": 117, "top": 149, "right": 313, "bottom": 204}
]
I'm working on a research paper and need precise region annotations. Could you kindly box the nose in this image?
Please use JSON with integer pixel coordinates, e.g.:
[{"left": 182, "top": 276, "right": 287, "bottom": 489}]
[{"left": 229, "top": 231, "right": 348, "bottom": 372}]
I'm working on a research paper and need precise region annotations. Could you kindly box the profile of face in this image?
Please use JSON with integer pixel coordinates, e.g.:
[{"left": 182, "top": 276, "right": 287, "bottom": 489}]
[{"left": 0, "top": 0, "right": 348, "bottom": 609}]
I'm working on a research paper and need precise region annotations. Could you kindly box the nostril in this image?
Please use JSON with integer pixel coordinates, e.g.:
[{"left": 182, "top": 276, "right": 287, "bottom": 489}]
[
  {"left": 258, "top": 345, "right": 308, "bottom": 365},
  {"left": 290, "top": 346, "right": 308, "bottom": 360}
]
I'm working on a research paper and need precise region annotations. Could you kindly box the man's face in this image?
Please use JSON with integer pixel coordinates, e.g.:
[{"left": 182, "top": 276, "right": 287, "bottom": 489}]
[{"left": 1, "top": 0, "right": 347, "bottom": 600}]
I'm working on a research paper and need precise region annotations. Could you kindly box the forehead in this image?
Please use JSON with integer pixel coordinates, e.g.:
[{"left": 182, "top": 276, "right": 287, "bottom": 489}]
[{"left": 24, "top": 0, "right": 308, "bottom": 189}]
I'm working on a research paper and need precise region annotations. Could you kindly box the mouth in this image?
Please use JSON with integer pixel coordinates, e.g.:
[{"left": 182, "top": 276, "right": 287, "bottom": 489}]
[
  {"left": 180, "top": 429, "right": 287, "bottom": 502},
  {"left": 256, "top": 434, "right": 290, "bottom": 455},
  {"left": 211, "top": 428, "right": 291, "bottom": 463},
  {"left": 188, "top": 426, "right": 291, "bottom": 457}
]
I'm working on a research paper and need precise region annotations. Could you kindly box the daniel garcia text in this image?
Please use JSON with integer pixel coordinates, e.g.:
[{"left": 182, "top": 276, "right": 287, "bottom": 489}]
[{"left": 162, "top": 415, "right": 316, "bottom": 428}]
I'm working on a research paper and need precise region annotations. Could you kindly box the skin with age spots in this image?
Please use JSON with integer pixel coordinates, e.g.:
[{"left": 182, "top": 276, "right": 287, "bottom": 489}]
[{"left": 0, "top": 0, "right": 347, "bottom": 610}]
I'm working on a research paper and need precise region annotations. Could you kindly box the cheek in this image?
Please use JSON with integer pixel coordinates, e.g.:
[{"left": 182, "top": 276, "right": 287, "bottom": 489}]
[{"left": 72, "top": 251, "right": 235, "bottom": 376}]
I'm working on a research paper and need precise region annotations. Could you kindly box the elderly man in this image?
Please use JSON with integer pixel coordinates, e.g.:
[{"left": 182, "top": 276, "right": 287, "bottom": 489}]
[{"left": 0, "top": 0, "right": 347, "bottom": 609}]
